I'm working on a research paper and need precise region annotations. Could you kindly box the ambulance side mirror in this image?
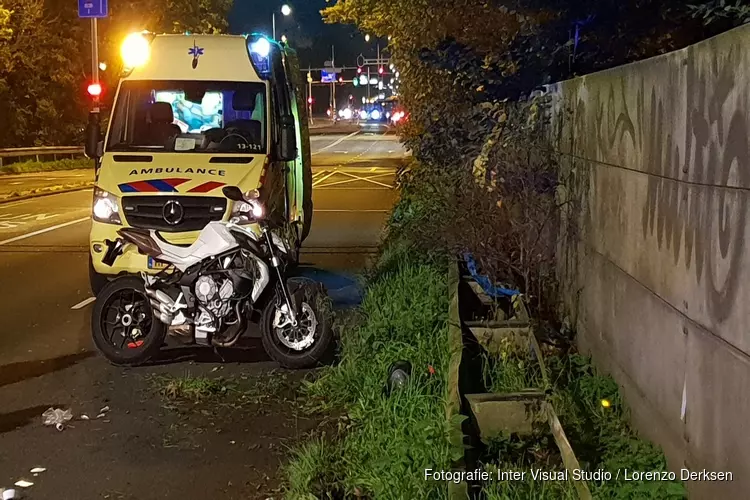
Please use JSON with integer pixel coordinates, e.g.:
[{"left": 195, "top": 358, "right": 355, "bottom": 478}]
[
  {"left": 85, "top": 112, "right": 102, "bottom": 159},
  {"left": 278, "top": 114, "right": 297, "bottom": 162}
]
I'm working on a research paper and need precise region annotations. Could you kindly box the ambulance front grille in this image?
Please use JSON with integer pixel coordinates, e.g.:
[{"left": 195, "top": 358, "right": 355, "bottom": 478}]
[{"left": 122, "top": 196, "right": 227, "bottom": 232}]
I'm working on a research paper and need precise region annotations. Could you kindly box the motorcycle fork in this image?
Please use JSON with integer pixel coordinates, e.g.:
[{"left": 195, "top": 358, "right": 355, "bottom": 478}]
[{"left": 263, "top": 228, "right": 297, "bottom": 326}]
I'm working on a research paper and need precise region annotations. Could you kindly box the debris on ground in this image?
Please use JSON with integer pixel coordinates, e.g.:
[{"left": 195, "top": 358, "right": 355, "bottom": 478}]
[
  {"left": 41, "top": 407, "right": 73, "bottom": 431},
  {"left": 1, "top": 488, "right": 18, "bottom": 499}
]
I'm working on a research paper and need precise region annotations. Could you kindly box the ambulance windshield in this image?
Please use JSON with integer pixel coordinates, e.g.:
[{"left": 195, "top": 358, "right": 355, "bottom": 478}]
[{"left": 106, "top": 80, "right": 267, "bottom": 154}]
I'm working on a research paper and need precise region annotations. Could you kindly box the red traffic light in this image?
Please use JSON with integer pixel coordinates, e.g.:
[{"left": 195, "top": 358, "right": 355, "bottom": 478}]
[
  {"left": 378, "top": 67, "right": 384, "bottom": 74},
  {"left": 87, "top": 82, "right": 102, "bottom": 97},
  {"left": 357, "top": 67, "right": 362, "bottom": 74},
  {"left": 307, "top": 97, "right": 313, "bottom": 104}
]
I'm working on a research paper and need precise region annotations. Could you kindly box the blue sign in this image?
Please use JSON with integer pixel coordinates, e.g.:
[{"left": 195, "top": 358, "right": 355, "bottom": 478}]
[
  {"left": 320, "top": 70, "right": 337, "bottom": 83},
  {"left": 78, "top": 0, "right": 108, "bottom": 18}
]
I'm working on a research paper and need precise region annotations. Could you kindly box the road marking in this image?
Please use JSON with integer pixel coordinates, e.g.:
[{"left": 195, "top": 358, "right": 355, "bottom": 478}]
[
  {"left": 0, "top": 212, "right": 63, "bottom": 230},
  {"left": 71, "top": 296, "right": 96, "bottom": 310},
  {"left": 312, "top": 171, "right": 338, "bottom": 187},
  {"left": 333, "top": 150, "right": 349, "bottom": 154},
  {"left": 311, "top": 131, "right": 360, "bottom": 156},
  {"left": 0, "top": 216, "right": 88, "bottom": 245},
  {"left": 10, "top": 181, "right": 22, "bottom": 185}
]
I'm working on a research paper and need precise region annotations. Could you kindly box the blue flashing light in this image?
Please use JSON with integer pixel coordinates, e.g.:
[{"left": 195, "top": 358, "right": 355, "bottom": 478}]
[
  {"left": 246, "top": 34, "right": 273, "bottom": 79},
  {"left": 250, "top": 37, "right": 271, "bottom": 57}
]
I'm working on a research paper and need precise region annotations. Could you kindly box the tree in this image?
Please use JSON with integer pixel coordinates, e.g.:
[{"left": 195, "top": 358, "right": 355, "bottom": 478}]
[
  {"left": 0, "top": 0, "right": 234, "bottom": 148},
  {"left": 0, "top": 0, "right": 88, "bottom": 148}
]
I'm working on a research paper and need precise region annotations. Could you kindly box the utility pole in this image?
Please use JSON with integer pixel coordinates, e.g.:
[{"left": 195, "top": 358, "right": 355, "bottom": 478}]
[
  {"left": 91, "top": 18, "right": 100, "bottom": 111},
  {"left": 330, "top": 45, "right": 336, "bottom": 118},
  {"left": 307, "top": 65, "right": 313, "bottom": 125}
]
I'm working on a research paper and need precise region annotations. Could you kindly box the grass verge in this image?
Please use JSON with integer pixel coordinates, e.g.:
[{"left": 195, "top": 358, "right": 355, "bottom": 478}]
[
  {"left": 284, "top": 247, "right": 455, "bottom": 499},
  {"left": 0, "top": 157, "right": 91, "bottom": 174},
  {"left": 477, "top": 351, "right": 686, "bottom": 499}
]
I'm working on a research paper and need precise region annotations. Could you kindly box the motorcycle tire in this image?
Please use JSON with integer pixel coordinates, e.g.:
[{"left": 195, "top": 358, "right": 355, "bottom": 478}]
[
  {"left": 260, "top": 278, "right": 334, "bottom": 369},
  {"left": 91, "top": 276, "right": 167, "bottom": 367}
]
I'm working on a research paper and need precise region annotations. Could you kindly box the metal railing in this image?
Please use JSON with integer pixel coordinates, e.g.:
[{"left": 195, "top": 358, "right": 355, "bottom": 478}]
[{"left": 0, "top": 146, "right": 85, "bottom": 167}]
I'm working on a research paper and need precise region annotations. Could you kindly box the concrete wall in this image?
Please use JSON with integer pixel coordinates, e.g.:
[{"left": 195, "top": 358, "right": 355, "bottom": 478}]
[{"left": 549, "top": 24, "right": 750, "bottom": 498}]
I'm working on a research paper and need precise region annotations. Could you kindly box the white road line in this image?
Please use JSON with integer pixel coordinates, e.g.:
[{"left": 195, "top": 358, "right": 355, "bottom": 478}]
[
  {"left": 311, "top": 131, "right": 360, "bottom": 156},
  {"left": 71, "top": 296, "right": 96, "bottom": 310},
  {"left": 333, "top": 150, "right": 349, "bottom": 154},
  {"left": 0, "top": 216, "right": 88, "bottom": 245}
]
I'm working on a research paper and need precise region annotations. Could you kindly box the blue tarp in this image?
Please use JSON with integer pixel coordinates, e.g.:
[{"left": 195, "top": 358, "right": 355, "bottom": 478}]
[{"left": 463, "top": 253, "right": 520, "bottom": 298}]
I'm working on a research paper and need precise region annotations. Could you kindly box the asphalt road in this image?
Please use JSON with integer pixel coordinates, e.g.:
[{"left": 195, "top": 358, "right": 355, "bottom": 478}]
[
  {"left": 0, "top": 129, "right": 403, "bottom": 366},
  {"left": 0, "top": 128, "right": 404, "bottom": 498}
]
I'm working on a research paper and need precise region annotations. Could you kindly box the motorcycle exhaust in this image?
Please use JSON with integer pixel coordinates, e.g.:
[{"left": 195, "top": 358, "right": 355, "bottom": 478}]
[{"left": 145, "top": 288, "right": 178, "bottom": 324}]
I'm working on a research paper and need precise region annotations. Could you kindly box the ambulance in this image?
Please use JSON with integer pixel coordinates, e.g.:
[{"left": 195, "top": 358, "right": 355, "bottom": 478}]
[{"left": 85, "top": 32, "right": 312, "bottom": 294}]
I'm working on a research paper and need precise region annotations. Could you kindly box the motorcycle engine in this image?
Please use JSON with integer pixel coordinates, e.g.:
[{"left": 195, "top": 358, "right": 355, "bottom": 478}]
[
  {"left": 194, "top": 275, "right": 235, "bottom": 343},
  {"left": 195, "top": 275, "right": 234, "bottom": 315}
]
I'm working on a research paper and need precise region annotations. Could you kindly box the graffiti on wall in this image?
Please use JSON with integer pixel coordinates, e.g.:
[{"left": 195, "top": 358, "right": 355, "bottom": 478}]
[{"left": 557, "top": 41, "right": 749, "bottom": 324}]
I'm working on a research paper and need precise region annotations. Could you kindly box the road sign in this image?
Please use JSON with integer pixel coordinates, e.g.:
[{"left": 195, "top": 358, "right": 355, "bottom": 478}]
[
  {"left": 321, "top": 70, "right": 337, "bottom": 83},
  {"left": 79, "top": 0, "right": 107, "bottom": 17}
]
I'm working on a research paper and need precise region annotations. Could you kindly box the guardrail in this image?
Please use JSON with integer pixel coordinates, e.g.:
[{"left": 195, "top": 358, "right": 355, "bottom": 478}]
[{"left": 0, "top": 146, "right": 85, "bottom": 166}]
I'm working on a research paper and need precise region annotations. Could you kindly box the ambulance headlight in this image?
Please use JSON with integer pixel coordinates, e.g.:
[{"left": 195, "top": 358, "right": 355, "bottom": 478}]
[
  {"left": 230, "top": 190, "right": 265, "bottom": 224},
  {"left": 92, "top": 187, "right": 122, "bottom": 225},
  {"left": 121, "top": 33, "right": 150, "bottom": 69}
]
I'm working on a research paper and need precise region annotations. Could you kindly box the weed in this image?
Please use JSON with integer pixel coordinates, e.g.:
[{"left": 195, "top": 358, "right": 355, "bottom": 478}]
[
  {"left": 0, "top": 157, "right": 91, "bottom": 174},
  {"left": 153, "top": 374, "right": 236, "bottom": 403},
  {"left": 547, "top": 354, "right": 687, "bottom": 499},
  {"left": 483, "top": 337, "right": 544, "bottom": 393},
  {"left": 286, "top": 248, "right": 453, "bottom": 499}
]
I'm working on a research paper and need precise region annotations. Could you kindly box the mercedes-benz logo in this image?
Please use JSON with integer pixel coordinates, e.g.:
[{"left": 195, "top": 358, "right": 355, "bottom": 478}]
[{"left": 162, "top": 200, "right": 184, "bottom": 226}]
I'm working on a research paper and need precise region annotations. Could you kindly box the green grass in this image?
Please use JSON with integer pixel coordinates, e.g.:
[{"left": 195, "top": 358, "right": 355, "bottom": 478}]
[
  {"left": 477, "top": 352, "right": 685, "bottom": 499},
  {"left": 483, "top": 337, "right": 545, "bottom": 393},
  {"left": 546, "top": 354, "right": 687, "bottom": 499},
  {"left": 284, "top": 247, "right": 454, "bottom": 499},
  {"left": 153, "top": 374, "right": 237, "bottom": 403},
  {"left": 151, "top": 371, "right": 295, "bottom": 406},
  {"left": 0, "top": 157, "right": 92, "bottom": 174}
]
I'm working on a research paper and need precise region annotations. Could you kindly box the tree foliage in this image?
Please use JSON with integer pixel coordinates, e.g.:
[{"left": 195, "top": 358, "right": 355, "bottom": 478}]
[{"left": 0, "top": 0, "right": 233, "bottom": 148}]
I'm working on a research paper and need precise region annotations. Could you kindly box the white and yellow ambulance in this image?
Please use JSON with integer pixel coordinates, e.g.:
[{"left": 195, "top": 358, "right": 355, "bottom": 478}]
[{"left": 85, "top": 32, "right": 312, "bottom": 294}]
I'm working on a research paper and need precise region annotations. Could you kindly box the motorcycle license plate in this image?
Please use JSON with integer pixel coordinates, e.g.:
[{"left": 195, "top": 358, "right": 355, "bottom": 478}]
[{"left": 147, "top": 256, "right": 168, "bottom": 270}]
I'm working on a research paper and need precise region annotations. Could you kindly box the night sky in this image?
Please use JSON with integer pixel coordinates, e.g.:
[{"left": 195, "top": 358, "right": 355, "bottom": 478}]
[
  {"left": 229, "top": 0, "right": 385, "bottom": 68},
  {"left": 229, "top": 0, "right": 392, "bottom": 111}
]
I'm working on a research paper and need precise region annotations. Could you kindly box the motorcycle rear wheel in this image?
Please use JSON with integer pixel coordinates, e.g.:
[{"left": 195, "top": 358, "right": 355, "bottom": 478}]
[
  {"left": 92, "top": 276, "right": 167, "bottom": 366},
  {"left": 260, "top": 279, "right": 334, "bottom": 369}
]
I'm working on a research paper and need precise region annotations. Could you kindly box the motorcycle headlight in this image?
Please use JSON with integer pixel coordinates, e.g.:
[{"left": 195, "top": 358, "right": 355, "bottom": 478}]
[
  {"left": 230, "top": 190, "right": 265, "bottom": 224},
  {"left": 92, "top": 187, "right": 122, "bottom": 225}
]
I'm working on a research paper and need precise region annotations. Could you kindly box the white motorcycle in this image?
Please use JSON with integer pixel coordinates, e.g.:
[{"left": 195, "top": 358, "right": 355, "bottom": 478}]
[{"left": 91, "top": 186, "right": 333, "bottom": 369}]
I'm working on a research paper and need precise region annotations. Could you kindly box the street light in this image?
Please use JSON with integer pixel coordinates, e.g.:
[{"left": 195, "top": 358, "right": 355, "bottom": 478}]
[
  {"left": 272, "top": 4, "right": 292, "bottom": 40},
  {"left": 365, "top": 34, "right": 370, "bottom": 42}
]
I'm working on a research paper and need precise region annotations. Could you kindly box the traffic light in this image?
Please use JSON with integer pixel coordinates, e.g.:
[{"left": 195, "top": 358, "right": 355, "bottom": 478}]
[
  {"left": 378, "top": 66, "right": 384, "bottom": 75},
  {"left": 307, "top": 96, "right": 313, "bottom": 104},
  {"left": 357, "top": 67, "right": 362, "bottom": 74},
  {"left": 87, "top": 82, "right": 102, "bottom": 97}
]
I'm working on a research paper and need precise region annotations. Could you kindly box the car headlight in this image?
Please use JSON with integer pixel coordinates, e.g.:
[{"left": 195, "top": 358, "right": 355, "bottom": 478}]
[
  {"left": 92, "top": 187, "right": 122, "bottom": 225},
  {"left": 229, "top": 190, "right": 265, "bottom": 224}
]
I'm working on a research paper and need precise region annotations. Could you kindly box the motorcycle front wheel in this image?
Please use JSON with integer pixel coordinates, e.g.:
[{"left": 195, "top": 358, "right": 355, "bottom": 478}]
[
  {"left": 91, "top": 276, "right": 167, "bottom": 366},
  {"left": 260, "top": 278, "right": 334, "bottom": 369}
]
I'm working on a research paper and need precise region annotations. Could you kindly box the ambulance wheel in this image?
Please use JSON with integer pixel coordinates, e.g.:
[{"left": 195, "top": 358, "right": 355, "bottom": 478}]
[{"left": 89, "top": 255, "right": 110, "bottom": 297}]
